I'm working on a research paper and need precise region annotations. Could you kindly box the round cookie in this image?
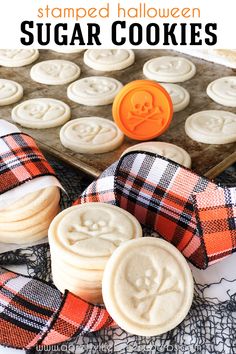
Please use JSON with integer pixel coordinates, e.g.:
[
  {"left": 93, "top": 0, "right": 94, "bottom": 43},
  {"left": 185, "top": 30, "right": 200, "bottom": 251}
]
[
  {"left": 0, "top": 206, "right": 60, "bottom": 244},
  {"left": 0, "top": 191, "right": 60, "bottom": 232},
  {"left": 84, "top": 49, "right": 135, "bottom": 71},
  {"left": 122, "top": 142, "right": 191, "bottom": 168},
  {"left": 48, "top": 203, "right": 143, "bottom": 269},
  {"left": 67, "top": 77, "right": 123, "bottom": 106},
  {"left": 102, "top": 237, "right": 194, "bottom": 336},
  {"left": 51, "top": 262, "right": 102, "bottom": 289},
  {"left": 0, "top": 187, "right": 60, "bottom": 222},
  {"left": 0, "top": 79, "right": 23, "bottom": 106},
  {"left": 160, "top": 83, "right": 190, "bottom": 112},
  {"left": 52, "top": 272, "right": 103, "bottom": 304},
  {"left": 50, "top": 254, "right": 104, "bottom": 282},
  {"left": 0, "top": 49, "right": 39, "bottom": 67},
  {"left": 185, "top": 110, "right": 236, "bottom": 144},
  {"left": 143, "top": 56, "right": 196, "bottom": 83},
  {"left": 12, "top": 98, "right": 71, "bottom": 129},
  {"left": 207, "top": 76, "right": 236, "bottom": 107},
  {"left": 30, "top": 60, "right": 81, "bottom": 85},
  {"left": 60, "top": 117, "right": 124, "bottom": 154}
]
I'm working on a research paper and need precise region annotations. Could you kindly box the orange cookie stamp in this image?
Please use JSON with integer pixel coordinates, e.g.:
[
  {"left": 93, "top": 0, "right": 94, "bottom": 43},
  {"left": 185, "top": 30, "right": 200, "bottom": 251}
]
[{"left": 112, "top": 80, "right": 173, "bottom": 140}]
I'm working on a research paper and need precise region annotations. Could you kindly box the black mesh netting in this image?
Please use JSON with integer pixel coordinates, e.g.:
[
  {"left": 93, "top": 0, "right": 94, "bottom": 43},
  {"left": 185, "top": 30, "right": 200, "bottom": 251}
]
[{"left": 0, "top": 158, "right": 235, "bottom": 354}]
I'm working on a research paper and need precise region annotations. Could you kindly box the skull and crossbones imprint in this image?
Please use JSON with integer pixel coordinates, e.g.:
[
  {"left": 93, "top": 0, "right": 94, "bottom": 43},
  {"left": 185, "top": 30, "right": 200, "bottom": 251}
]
[
  {"left": 66, "top": 210, "right": 128, "bottom": 249},
  {"left": 72, "top": 123, "right": 114, "bottom": 144},
  {"left": 126, "top": 256, "right": 181, "bottom": 321},
  {"left": 23, "top": 103, "right": 63, "bottom": 120},
  {"left": 204, "top": 115, "right": 236, "bottom": 134},
  {"left": 128, "top": 91, "right": 164, "bottom": 131}
]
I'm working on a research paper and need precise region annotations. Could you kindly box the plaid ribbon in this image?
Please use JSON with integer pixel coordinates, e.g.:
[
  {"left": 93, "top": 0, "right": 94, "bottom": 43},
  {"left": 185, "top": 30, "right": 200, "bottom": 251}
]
[
  {"left": 0, "top": 132, "right": 55, "bottom": 195},
  {"left": 0, "top": 152, "right": 235, "bottom": 349},
  {"left": 0, "top": 269, "right": 114, "bottom": 349},
  {"left": 77, "top": 152, "right": 236, "bottom": 269}
]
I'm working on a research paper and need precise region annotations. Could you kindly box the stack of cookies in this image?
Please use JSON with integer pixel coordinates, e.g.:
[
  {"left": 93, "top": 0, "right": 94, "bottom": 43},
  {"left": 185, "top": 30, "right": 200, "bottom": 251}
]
[
  {"left": 49, "top": 202, "right": 143, "bottom": 304},
  {"left": 0, "top": 186, "right": 60, "bottom": 244}
]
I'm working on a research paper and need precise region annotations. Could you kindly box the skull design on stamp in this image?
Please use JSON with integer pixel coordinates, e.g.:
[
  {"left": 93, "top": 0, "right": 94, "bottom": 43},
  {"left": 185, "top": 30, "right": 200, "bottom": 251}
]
[
  {"left": 128, "top": 91, "right": 164, "bottom": 131},
  {"left": 112, "top": 80, "right": 173, "bottom": 140}
]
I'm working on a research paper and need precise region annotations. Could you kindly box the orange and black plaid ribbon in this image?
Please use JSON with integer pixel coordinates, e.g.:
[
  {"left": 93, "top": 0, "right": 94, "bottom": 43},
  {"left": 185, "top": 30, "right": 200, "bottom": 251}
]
[{"left": 0, "top": 132, "right": 55, "bottom": 194}]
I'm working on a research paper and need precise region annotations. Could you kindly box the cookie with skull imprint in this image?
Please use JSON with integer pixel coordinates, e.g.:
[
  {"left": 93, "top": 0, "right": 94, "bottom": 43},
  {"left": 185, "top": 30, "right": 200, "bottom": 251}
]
[
  {"left": 0, "top": 49, "right": 39, "bottom": 67},
  {"left": 207, "top": 76, "right": 236, "bottom": 107},
  {"left": 49, "top": 203, "right": 142, "bottom": 269},
  {"left": 84, "top": 49, "right": 135, "bottom": 71},
  {"left": 30, "top": 60, "right": 81, "bottom": 85},
  {"left": 0, "top": 79, "right": 23, "bottom": 106},
  {"left": 102, "top": 237, "right": 194, "bottom": 336},
  {"left": 60, "top": 117, "right": 124, "bottom": 153},
  {"left": 67, "top": 77, "right": 123, "bottom": 106},
  {"left": 12, "top": 98, "right": 71, "bottom": 129},
  {"left": 48, "top": 203, "right": 142, "bottom": 303},
  {"left": 112, "top": 80, "right": 173, "bottom": 140},
  {"left": 143, "top": 56, "right": 196, "bottom": 83},
  {"left": 121, "top": 142, "right": 191, "bottom": 168},
  {"left": 185, "top": 110, "right": 236, "bottom": 144}
]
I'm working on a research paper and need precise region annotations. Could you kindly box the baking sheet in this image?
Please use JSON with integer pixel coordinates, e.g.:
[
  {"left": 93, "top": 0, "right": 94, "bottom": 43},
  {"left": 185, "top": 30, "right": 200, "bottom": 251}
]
[{"left": 0, "top": 49, "right": 235, "bottom": 179}]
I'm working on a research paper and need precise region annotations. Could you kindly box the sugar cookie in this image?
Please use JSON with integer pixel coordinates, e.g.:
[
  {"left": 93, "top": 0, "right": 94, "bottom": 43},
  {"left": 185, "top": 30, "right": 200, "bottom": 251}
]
[
  {"left": 185, "top": 110, "right": 236, "bottom": 144},
  {"left": 122, "top": 142, "right": 191, "bottom": 168},
  {"left": 52, "top": 272, "right": 103, "bottom": 304},
  {"left": 12, "top": 98, "right": 71, "bottom": 129},
  {"left": 30, "top": 60, "right": 81, "bottom": 85},
  {"left": 0, "top": 187, "right": 60, "bottom": 244},
  {"left": 50, "top": 254, "right": 104, "bottom": 282},
  {"left": 60, "top": 117, "right": 124, "bottom": 153},
  {"left": 102, "top": 237, "right": 193, "bottom": 336},
  {"left": 143, "top": 56, "right": 196, "bottom": 83},
  {"left": 0, "top": 79, "right": 23, "bottom": 106},
  {"left": 207, "top": 76, "right": 236, "bottom": 107},
  {"left": 49, "top": 203, "right": 142, "bottom": 303},
  {"left": 49, "top": 203, "right": 142, "bottom": 269},
  {"left": 51, "top": 262, "right": 102, "bottom": 289},
  {"left": 84, "top": 49, "right": 135, "bottom": 71},
  {"left": 160, "top": 83, "right": 190, "bottom": 112},
  {"left": 0, "top": 49, "right": 39, "bottom": 67},
  {"left": 67, "top": 77, "right": 123, "bottom": 106},
  {"left": 0, "top": 187, "right": 60, "bottom": 222},
  {"left": 0, "top": 191, "right": 60, "bottom": 232},
  {"left": 0, "top": 206, "right": 60, "bottom": 244}
]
